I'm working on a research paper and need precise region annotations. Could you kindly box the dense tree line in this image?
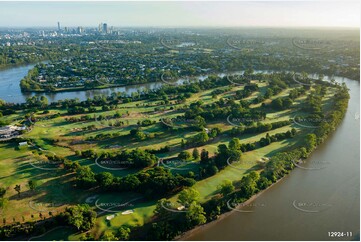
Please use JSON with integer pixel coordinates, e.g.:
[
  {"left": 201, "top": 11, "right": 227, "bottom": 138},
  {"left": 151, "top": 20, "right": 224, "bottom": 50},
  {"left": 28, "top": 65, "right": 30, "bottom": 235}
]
[
  {"left": 75, "top": 165, "right": 195, "bottom": 199},
  {"left": 229, "top": 120, "right": 291, "bottom": 136},
  {"left": 78, "top": 148, "right": 158, "bottom": 169},
  {"left": 0, "top": 204, "right": 96, "bottom": 240}
]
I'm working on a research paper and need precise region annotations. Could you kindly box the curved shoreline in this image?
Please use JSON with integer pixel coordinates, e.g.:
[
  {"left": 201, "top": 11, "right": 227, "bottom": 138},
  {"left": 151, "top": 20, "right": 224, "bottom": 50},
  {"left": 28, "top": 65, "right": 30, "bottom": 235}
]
[
  {"left": 175, "top": 172, "right": 291, "bottom": 241},
  {"left": 175, "top": 75, "right": 355, "bottom": 241}
]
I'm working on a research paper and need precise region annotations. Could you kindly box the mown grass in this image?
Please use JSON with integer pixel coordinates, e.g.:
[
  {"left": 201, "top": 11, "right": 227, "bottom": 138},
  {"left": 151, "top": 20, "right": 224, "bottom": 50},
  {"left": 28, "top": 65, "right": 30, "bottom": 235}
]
[{"left": 0, "top": 81, "right": 337, "bottom": 240}]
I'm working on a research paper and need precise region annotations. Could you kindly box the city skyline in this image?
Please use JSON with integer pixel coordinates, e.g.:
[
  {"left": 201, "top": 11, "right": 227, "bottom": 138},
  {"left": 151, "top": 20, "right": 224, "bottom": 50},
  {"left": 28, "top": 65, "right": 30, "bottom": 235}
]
[{"left": 0, "top": 1, "right": 359, "bottom": 28}]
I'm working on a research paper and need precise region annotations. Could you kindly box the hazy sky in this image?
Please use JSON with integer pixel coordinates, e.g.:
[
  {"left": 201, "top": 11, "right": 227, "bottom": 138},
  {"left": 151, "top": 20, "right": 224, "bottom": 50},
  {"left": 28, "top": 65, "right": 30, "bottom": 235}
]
[{"left": 0, "top": 1, "right": 359, "bottom": 28}]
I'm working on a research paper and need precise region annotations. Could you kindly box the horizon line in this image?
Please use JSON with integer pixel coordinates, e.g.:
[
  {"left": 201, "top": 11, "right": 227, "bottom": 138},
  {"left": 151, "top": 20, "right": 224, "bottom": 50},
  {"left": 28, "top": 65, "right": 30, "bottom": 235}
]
[{"left": 0, "top": 25, "right": 359, "bottom": 29}]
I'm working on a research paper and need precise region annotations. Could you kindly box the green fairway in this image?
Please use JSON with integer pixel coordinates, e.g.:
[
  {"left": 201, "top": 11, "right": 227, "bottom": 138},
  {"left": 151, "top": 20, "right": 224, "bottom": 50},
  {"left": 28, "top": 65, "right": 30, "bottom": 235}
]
[{"left": 0, "top": 73, "right": 340, "bottom": 240}]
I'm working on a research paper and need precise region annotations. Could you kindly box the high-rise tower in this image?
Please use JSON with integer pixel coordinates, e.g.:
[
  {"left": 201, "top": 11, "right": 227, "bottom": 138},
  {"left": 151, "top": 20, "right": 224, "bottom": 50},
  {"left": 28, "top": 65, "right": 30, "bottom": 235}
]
[{"left": 102, "top": 23, "right": 108, "bottom": 34}]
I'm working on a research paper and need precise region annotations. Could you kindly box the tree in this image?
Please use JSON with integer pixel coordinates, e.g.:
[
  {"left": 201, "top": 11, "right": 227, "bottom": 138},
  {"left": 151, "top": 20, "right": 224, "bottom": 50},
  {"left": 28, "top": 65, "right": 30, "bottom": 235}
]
[
  {"left": 188, "top": 131, "right": 209, "bottom": 146},
  {"left": 194, "top": 116, "right": 206, "bottom": 129},
  {"left": 0, "top": 187, "right": 6, "bottom": 198},
  {"left": 135, "top": 130, "right": 146, "bottom": 141},
  {"left": 118, "top": 226, "right": 131, "bottom": 240},
  {"left": 209, "top": 127, "right": 221, "bottom": 139},
  {"left": 244, "top": 68, "right": 254, "bottom": 76},
  {"left": 28, "top": 180, "right": 38, "bottom": 191},
  {"left": 95, "top": 172, "right": 114, "bottom": 188},
  {"left": 264, "top": 88, "right": 274, "bottom": 99},
  {"left": 305, "top": 133, "right": 317, "bottom": 152},
  {"left": 218, "top": 180, "right": 235, "bottom": 197},
  {"left": 239, "top": 171, "right": 260, "bottom": 197},
  {"left": 229, "top": 138, "right": 241, "bottom": 151},
  {"left": 40, "top": 96, "right": 48, "bottom": 108},
  {"left": 192, "top": 148, "right": 200, "bottom": 160},
  {"left": 271, "top": 98, "right": 283, "bottom": 110},
  {"left": 149, "top": 221, "right": 177, "bottom": 240},
  {"left": 76, "top": 166, "right": 96, "bottom": 188},
  {"left": 178, "top": 151, "right": 191, "bottom": 161},
  {"left": 178, "top": 188, "right": 200, "bottom": 207},
  {"left": 154, "top": 198, "right": 173, "bottom": 219},
  {"left": 101, "top": 231, "right": 117, "bottom": 241},
  {"left": 181, "top": 139, "right": 185, "bottom": 148},
  {"left": 214, "top": 143, "right": 242, "bottom": 169},
  {"left": 249, "top": 171, "right": 260, "bottom": 181},
  {"left": 257, "top": 176, "right": 271, "bottom": 190},
  {"left": 200, "top": 149, "right": 209, "bottom": 165},
  {"left": 185, "top": 202, "right": 206, "bottom": 227},
  {"left": 14, "top": 185, "right": 21, "bottom": 197},
  {"left": 64, "top": 204, "right": 96, "bottom": 231},
  {"left": 282, "top": 97, "right": 293, "bottom": 109},
  {"left": 121, "top": 175, "right": 141, "bottom": 191},
  {"left": 198, "top": 131, "right": 209, "bottom": 143}
]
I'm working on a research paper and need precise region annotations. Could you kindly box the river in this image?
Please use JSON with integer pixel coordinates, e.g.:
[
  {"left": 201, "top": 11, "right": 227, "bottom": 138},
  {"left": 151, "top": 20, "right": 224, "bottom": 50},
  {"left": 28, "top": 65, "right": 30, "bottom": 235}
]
[
  {"left": 0, "top": 64, "right": 169, "bottom": 104},
  {"left": 0, "top": 65, "right": 359, "bottom": 241},
  {"left": 185, "top": 76, "right": 360, "bottom": 241},
  {"left": 0, "top": 64, "right": 272, "bottom": 104}
]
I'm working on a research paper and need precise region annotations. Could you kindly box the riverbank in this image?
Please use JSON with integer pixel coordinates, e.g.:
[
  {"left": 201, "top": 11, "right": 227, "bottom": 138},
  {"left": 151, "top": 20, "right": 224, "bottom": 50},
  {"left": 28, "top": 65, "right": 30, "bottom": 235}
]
[
  {"left": 176, "top": 77, "right": 357, "bottom": 241},
  {"left": 20, "top": 72, "right": 207, "bottom": 93},
  {"left": 175, "top": 171, "right": 291, "bottom": 241}
]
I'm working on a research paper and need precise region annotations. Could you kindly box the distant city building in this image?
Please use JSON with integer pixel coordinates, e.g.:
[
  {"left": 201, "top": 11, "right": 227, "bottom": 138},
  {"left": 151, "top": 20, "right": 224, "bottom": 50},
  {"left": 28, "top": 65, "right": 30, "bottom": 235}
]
[
  {"left": 57, "top": 22, "right": 61, "bottom": 31},
  {"left": 77, "top": 26, "right": 83, "bottom": 34},
  {"left": 98, "top": 23, "right": 103, "bottom": 33},
  {"left": 102, "top": 23, "right": 108, "bottom": 34}
]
